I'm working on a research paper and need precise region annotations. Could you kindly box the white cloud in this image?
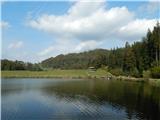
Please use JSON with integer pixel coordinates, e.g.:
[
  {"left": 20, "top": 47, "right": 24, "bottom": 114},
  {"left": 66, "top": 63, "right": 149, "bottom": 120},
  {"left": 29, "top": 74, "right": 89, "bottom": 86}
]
[
  {"left": 8, "top": 41, "right": 23, "bottom": 49},
  {"left": 0, "top": 21, "right": 10, "bottom": 29},
  {"left": 38, "top": 39, "right": 75, "bottom": 57},
  {"left": 38, "top": 46, "right": 54, "bottom": 56},
  {"left": 29, "top": 5, "right": 134, "bottom": 41},
  {"left": 117, "top": 19, "right": 157, "bottom": 41},
  {"left": 28, "top": 0, "right": 158, "bottom": 58},
  {"left": 68, "top": 0, "right": 105, "bottom": 18},
  {"left": 75, "top": 40, "right": 102, "bottom": 52}
]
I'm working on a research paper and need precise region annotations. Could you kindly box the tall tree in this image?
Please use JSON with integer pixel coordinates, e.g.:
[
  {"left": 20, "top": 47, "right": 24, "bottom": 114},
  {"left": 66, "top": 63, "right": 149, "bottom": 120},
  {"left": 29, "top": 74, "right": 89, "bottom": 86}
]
[{"left": 123, "top": 42, "right": 136, "bottom": 75}]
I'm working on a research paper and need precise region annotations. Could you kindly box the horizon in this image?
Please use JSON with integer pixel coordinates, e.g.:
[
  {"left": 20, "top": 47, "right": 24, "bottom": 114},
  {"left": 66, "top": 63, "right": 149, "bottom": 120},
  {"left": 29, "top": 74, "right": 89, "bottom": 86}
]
[{"left": 1, "top": 0, "right": 160, "bottom": 63}]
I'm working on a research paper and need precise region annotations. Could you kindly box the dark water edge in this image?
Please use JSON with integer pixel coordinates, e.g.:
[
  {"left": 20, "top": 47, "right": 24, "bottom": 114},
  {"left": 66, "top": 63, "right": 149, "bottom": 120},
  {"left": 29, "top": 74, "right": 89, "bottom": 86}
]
[{"left": 2, "top": 78, "right": 160, "bottom": 120}]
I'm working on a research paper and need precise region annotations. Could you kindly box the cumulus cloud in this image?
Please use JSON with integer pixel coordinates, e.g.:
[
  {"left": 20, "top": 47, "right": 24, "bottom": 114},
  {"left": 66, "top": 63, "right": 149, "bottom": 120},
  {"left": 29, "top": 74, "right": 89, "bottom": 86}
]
[
  {"left": 8, "top": 41, "right": 23, "bottom": 49},
  {"left": 68, "top": 0, "right": 105, "bottom": 18},
  {"left": 0, "top": 21, "right": 10, "bottom": 29},
  {"left": 117, "top": 19, "right": 157, "bottom": 41},
  {"left": 28, "top": 0, "right": 158, "bottom": 58},
  {"left": 39, "top": 46, "right": 54, "bottom": 56},
  {"left": 75, "top": 40, "right": 102, "bottom": 52},
  {"left": 29, "top": 5, "right": 134, "bottom": 41}
]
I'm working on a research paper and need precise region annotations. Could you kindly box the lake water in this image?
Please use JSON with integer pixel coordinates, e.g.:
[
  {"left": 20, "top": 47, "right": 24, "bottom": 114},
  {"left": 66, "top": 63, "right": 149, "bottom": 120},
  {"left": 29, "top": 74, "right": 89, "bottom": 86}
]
[{"left": 2, "top": 78, "right": 160, "bottom": 120}]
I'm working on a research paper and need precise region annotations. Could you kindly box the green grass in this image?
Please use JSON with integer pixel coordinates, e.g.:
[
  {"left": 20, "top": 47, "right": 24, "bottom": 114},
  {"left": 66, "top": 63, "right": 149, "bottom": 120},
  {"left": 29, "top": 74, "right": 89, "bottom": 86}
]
[
  {"left": 1, "top": 70, "right": 160, "bottom": 87},
  {"left": 148, "top": 78, "right": 160, "bottom": 87},
  {"left": 1, "top": 69, "right": 112, "bottom": 78}
]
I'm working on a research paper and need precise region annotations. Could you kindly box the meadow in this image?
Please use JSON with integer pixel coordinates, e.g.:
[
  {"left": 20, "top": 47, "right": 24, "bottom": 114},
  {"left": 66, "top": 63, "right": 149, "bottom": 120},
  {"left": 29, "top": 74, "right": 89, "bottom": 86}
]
[{"left": 1, "top": 69, "right": 112, "bottom": 79}]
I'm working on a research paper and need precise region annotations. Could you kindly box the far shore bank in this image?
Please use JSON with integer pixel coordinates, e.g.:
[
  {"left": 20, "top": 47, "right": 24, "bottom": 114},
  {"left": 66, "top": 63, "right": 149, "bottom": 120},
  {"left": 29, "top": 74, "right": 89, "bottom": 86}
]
[
  {"left": 1, "top": 70, "right": 160, "bottom": 84},
  {"left": 1, "top": 70, "right": 112, "bottom": 79}
]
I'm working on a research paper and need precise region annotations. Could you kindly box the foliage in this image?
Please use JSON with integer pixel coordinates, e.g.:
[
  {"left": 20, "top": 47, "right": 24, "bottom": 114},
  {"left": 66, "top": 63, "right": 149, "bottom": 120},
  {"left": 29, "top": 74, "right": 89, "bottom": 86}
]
[
  {"left": 130, "top": 68, "right": 141, "bottom": 78},
  {"left": 1, "top": 59, "right": 42, "bottom": 71},
  {"left": 41, "top": 49, "right": 109, "bottom": 69},
  {"left": 143, "top": 70, "right": 151, "bottom": 78},
  {"left": 150, "top": 67, "right": 160, "bottom": 78},
  {"left": 108, "top": 22, "right": 160, "bottom": 77},
  {"left": 122, "top": 42, "right": 136, "bottom": 74},
  {"left": 108, "top": 68, "right": 125, "bottom": 76}
]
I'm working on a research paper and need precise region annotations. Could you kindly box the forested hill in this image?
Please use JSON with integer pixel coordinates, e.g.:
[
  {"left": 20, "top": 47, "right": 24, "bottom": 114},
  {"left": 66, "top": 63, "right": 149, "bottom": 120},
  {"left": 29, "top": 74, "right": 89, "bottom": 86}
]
[
  {"left": 41, "top": 22, "right": 160, "bottom": 77},
  {"left": 41, "top": 49, "right": 110, "bottom": 69}
]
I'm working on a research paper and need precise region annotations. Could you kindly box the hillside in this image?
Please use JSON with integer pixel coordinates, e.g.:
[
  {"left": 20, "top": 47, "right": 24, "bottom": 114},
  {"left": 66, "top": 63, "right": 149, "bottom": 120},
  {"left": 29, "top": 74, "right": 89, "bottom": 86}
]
[{"left": 41, "top": 49, "right": 110, "bottom": 69}]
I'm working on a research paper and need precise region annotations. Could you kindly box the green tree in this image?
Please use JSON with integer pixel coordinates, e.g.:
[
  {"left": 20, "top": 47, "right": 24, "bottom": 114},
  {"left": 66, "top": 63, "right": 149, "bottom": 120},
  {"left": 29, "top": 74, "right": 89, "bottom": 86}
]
[{"left": 123, "top": 42, "right": 136, "bottom": 75}]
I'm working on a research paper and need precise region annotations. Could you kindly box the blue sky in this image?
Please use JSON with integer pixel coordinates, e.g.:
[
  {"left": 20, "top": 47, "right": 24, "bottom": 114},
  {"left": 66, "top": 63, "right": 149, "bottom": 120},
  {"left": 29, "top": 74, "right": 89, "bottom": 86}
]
[{"left": 1, "top": 0, "right": 160, "bottom": 62}]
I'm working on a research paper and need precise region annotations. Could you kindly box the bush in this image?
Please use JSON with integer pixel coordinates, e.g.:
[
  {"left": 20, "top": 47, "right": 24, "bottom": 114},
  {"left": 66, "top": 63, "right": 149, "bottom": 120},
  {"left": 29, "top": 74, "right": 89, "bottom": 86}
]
[
  {"left": 109, "top": 68, "right": 125, "bottom": 76},
  {"left": 143, "top": 70, "right": 151, "bottom": 78},
  {"left": 130, "top": 68, "right": 141, "bottom": 78},
  {"left": 101, "top": 65, "right": 108, "bottom": 71},
  {"left": 150, "top": 67, "right": 160, "bottom": 78}
]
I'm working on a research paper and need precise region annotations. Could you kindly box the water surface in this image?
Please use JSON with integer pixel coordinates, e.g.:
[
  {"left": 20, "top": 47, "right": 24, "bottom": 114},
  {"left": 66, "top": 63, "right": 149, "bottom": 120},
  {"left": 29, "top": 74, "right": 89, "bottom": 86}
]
[{"left": 2, "top": 78, "right": 160, "bottom": 120}]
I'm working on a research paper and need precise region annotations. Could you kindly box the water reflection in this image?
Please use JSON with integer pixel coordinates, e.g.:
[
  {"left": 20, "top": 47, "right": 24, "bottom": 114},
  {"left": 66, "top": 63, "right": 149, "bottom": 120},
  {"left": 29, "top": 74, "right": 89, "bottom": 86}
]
[{"left": 2, "top": 78, "right": 160, "bottom": 120}]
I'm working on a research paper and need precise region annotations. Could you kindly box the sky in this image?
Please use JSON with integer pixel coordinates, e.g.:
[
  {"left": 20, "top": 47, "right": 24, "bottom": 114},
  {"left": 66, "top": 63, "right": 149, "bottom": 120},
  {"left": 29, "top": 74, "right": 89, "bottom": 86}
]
[{"left": 1, "top": 0, "right": 160, "bottom": 63}]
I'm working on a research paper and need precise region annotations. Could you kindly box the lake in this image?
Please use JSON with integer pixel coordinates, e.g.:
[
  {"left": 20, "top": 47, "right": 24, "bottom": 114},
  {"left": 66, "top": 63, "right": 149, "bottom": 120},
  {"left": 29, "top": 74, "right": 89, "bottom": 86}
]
[{"left": 2, "top": 78, "right": 160, "bottom": 120}]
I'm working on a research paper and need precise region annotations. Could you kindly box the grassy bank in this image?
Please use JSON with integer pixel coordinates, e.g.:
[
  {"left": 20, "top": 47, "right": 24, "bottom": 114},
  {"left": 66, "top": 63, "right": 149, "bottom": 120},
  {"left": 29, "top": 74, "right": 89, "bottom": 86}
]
[
  {"left": 148, "top": 78, "right": 160, "bottom": 87},
  {"left": 1, "top": 69, "right": 113, "bottom": 79},
  {"left": 1, "top": 70, "right": 160, "bottom": 87}
]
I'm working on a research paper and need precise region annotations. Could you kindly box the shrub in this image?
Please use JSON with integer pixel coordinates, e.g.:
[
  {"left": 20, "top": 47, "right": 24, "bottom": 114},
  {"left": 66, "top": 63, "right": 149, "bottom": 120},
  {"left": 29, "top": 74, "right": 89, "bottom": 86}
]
[
  {"left": 109, "top": 68, "right": 125, "bottom": 76},
  {"left": 143, "top": 70, "right": 151, "bottom": 78},
  {"left": 130, "top": 68, "right": 141, "bottom": 78},
  {"left": 101, "top": 65, "right": 108, "bottom": 71},
  {"left": 150, "top": 67, "right": 160, "bottom": 78}
]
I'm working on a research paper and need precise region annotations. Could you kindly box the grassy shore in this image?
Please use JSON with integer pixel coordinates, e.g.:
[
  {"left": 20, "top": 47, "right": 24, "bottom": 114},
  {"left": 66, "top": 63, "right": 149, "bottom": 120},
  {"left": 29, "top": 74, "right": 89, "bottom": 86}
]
[
  {"left": 1, "top": 69, "right": 113, "bottom": 79},
  {"left": 148, "top": 78, "right": 160, "bottom": 87},
  {"left": 1, "top": 70, "right": 160, "bottom": 87}
]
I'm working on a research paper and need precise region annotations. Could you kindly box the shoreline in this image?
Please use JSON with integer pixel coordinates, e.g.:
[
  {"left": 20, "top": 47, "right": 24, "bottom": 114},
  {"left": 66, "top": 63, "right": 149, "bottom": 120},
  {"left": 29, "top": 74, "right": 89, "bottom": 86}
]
[
  {"left": 1, "top": 70, "right": 112, "bottom": 79},
  {"left": 1, "top": 70, "right": 160, "bottom": 82},
  {"left": 2, "top": 75, "right": 160, "bottom": 87}
]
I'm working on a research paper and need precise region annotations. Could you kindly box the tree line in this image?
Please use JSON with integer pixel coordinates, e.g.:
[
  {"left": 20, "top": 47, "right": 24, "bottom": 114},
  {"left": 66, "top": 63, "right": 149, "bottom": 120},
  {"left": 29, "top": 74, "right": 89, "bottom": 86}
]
[
  {"left": 108, "top": 22, "right": 160, "bottom": 77},
  {"left": 1, "top": 59, "right": 42, "bottom": 71}
]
